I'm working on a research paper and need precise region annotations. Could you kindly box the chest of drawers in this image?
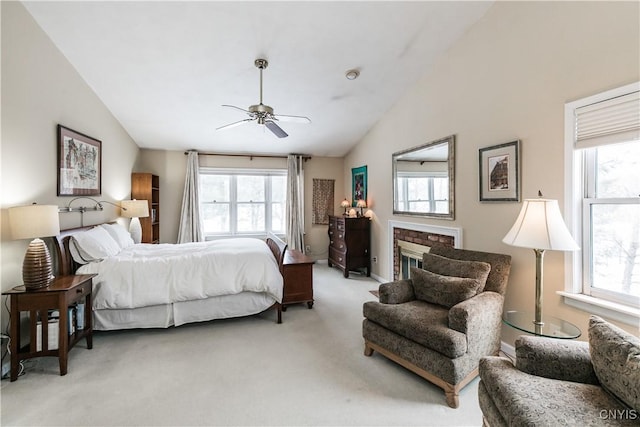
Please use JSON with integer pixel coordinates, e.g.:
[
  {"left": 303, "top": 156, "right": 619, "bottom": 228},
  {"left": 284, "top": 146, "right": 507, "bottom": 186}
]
[{"left": 328, "top": 215, "right": 371, "bottom": 278}]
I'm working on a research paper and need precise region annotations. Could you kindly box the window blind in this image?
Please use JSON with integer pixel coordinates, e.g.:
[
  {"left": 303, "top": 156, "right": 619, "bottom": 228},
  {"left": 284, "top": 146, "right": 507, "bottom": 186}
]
[{"left": 575, "top": 90, "right": 640, "bottom": 149}]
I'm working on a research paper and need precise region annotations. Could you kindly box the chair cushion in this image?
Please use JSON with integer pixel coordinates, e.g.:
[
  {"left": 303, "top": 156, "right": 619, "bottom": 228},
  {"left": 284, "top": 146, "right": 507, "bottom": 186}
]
[
  {"left": 589, "top": 315, "right": 640, "bottom": 411},
  {"left": 422, "top": 252, "right": 491, "bottom": 293},
  {"left": 363, "top": 300, "right": 467, "bottom": 358},
  {"left": 410, "top": 267, "right": 481, "bottom": 308}
]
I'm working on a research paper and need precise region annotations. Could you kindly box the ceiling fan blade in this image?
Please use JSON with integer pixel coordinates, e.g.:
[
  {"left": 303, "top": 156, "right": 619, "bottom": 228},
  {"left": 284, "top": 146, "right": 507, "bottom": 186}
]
[
  {"left": 265, "top": 120, "right": 288, "bottom": 138},
  {"left": 216, "top": 118, "right": 253, "bottom": 131},
  {"left": 221, "top": 104, "right": 250, "bottom": 114},
  {"left": 273, "top": 114, "right": 311, "bottom": 124}
]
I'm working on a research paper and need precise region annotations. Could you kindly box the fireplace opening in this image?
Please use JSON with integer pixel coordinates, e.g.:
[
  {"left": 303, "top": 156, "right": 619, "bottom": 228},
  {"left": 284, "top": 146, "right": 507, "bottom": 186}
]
[{"left": 397, "top": 240, "right": 431, "bottom": 280}]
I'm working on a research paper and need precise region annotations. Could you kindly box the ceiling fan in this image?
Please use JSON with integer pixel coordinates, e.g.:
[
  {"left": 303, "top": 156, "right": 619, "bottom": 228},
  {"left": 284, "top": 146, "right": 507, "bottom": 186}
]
[{"left": 216, "top": 59, "right": 311, "bottom": 138}]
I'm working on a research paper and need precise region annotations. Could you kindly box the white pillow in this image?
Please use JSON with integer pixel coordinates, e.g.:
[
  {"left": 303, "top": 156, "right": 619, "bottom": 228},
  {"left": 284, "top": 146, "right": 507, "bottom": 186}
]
[
  {"left": 100, "top": 223, "right": 134, "bottom": 249},
  {"left": 70, "top": 226, "right": 121, "bottom": 263}
]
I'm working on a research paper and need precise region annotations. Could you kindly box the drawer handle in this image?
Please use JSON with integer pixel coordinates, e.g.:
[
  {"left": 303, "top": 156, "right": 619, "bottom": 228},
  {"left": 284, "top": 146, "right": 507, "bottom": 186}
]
[
  {"left": 339, "top": 244, "right": 344, "bottom": 249},
  {"left": 338, "top": 257, "right": 343, "bottom": 262},
  {"left": 330, "top": 240, "right": 334, "bottom": 245},
  {"left": 76, "top": 288, "right": 84, "bottom": 294}
]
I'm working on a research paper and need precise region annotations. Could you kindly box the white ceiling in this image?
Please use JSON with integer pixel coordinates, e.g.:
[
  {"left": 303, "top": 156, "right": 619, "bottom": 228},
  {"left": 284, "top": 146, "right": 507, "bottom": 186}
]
[{"left": 23, "top": 1, "right": 492, "bottom": 157}]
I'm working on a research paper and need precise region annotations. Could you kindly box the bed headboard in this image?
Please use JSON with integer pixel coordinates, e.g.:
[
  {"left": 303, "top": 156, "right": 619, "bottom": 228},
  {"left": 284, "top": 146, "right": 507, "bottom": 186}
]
[
  {"left": 266, "top": 233, "right": 287, "bottom": 274},
  {"left": 52, "top": 223, "right": 112, "bottom": 277}
]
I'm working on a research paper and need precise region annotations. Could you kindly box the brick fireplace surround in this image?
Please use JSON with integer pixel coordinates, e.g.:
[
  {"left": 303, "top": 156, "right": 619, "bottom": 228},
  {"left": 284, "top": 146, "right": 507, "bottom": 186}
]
[{"left": 389, "top": 221, "right": 462, "bottom": 281}]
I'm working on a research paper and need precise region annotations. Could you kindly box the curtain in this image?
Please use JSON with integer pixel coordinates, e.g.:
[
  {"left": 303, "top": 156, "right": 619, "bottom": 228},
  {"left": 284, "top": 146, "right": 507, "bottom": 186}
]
[
  {"left": 177, "top": 151, "right": 204, "bottom": 243},
  {"left": 312, "top": 178, "right": 334, "bottom": 225},
  {"left": 286, "top": 154, "right": 305, "bottom": 252}
]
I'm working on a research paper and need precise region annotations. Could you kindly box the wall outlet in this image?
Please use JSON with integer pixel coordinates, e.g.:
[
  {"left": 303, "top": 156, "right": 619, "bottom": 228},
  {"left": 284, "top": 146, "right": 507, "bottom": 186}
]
[
  {"left": 305, "top": 245, "right": 311, "bottom": 252},
  {"left": 372, "top": 256, "right": 378, "bottom": 264}
]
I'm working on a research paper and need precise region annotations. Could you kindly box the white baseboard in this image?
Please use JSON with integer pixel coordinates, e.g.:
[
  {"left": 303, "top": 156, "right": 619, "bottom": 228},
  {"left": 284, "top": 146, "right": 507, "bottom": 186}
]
[{"left": 500, "top": 341, "right": 515, "bottom": 359}]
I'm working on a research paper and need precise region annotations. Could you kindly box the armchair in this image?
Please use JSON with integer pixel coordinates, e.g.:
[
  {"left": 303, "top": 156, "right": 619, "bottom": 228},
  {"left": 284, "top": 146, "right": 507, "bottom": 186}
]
[
  {"left": 362, "top": 245, "right": 511, "bottom": 408},
  {"left": 479, "top": 316, "right": 640, "bottom": 426}
]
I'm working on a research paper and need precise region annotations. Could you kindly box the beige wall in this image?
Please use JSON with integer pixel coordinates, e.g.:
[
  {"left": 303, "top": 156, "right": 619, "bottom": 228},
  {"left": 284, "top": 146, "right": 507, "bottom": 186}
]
[
  {"left": 138, "top": 150, "right": 343, "bottom": 257},
  {"left": 0, "top": 1, "right": 139, "bottom": 316},
  {"left": 344, "top": 1, "right": 639, "bottom": 339}
]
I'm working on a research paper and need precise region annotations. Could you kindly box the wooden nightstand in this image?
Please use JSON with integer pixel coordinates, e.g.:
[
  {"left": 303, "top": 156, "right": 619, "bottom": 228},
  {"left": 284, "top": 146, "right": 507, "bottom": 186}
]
[{"left": 2, "top": 274, "right": 95, "bottom": 381}]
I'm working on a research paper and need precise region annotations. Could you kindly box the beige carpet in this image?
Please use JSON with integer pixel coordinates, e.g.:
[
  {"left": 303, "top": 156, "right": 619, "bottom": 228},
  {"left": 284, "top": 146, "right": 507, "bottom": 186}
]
[{"left": 1, "top": 262, "right": 483, "bottom": 426}]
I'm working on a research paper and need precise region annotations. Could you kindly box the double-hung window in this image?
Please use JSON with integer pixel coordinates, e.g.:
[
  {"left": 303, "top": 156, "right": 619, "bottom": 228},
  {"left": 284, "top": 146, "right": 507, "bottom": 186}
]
[
  {"left": 199, "top": 168, "right": 286, "bottom": 238},
  {"left": 563, "top": 83, "right": 640, "bottom": 322},
  {"left": 395, "top": 172, "right": 449, "bottom": 214}
]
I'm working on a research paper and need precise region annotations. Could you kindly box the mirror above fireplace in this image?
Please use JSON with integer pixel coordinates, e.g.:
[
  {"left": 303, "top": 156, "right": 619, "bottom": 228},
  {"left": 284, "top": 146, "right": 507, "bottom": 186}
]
[{"left": 392, "top": 135, "right": 455, "bottom": 219}]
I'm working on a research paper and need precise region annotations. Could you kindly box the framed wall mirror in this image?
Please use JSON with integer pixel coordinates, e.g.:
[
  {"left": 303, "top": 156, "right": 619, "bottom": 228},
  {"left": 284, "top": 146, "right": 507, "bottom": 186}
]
[{"left": 392, "top": 135, "right": 455, "bottom": 219}]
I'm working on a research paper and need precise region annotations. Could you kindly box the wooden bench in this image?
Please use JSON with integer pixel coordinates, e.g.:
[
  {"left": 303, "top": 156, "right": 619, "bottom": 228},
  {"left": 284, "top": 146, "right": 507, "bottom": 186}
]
[
  {"left": 282, "top": 248, "right": 315, "bottom": 310},
  {"left": 266, "top": 234, "right": 315, "bottom": 316}
]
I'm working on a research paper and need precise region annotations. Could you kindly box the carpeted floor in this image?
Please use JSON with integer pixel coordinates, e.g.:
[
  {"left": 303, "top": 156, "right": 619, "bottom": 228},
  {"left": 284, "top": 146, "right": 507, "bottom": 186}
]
[{"left": 1, "top": 262, "right": 483, "bottom": 426}]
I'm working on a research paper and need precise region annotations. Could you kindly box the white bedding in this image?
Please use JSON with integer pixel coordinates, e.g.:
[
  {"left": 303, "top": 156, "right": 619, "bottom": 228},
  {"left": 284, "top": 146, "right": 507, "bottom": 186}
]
[{"left": 77, "top": 238, "right": 283, "bottom": 311}]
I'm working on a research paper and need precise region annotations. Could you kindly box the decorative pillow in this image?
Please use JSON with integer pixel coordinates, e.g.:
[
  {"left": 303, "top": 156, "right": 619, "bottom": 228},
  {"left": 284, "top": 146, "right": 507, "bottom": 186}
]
[
  {"left": 100, "top": 223, "right": 134, "bottom": 249},
  {"left": 410, "top": 267, "right": 482, "bottom": 308},
  {"left": 589, "top": 315, "right": 640, "bottom": 411},
  {"left": 422, "top": 252, "right": 491, "bottom": 293},
  {"left": 70, "top": 226, "right": 121, "bottom": 263}
]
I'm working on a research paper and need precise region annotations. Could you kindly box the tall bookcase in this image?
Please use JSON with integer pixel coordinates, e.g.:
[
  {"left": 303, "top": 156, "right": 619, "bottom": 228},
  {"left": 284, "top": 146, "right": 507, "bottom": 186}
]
[{"left": 131, "top": 173, "right": 160, "bottom": 244}]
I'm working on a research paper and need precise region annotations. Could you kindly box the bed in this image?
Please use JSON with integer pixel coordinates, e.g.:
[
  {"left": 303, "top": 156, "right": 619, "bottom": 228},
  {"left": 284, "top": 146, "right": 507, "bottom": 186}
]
[{"left": 53, "top": 223, "right": 286, "bottom": 330}]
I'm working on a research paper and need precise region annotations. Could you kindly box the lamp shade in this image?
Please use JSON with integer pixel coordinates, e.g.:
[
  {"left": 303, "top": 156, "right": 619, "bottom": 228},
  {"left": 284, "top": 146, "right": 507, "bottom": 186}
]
[
  {"left": 502, "top": 198, "right": 579, "bottom": 251},
  {"left": 340, "top": 199, "right": 350, "bottom": 208},
  {"left": 8, "top": 204, "right": 60, "bottom": 240},
  {"left": 356, "top": 199, "right": 367, "bottom": 208},
  {"left": 121, "top": 200, "right": 149, "bottom": 218}
]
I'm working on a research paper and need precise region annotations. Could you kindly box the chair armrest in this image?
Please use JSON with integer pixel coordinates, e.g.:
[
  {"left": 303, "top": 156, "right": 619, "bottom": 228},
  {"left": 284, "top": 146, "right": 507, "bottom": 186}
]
[
  {"left": 379, "top": 279, "right": 415, "bottom": 304},
  {"left": 515, "top": 336, "right": 599, "bottom": 385},
  {"left": 449, "top": 291, "right": 503, "bottom": 335}
]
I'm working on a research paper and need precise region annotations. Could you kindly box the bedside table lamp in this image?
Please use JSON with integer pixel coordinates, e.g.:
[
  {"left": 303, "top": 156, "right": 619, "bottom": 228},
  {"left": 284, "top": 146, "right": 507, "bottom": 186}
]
[
  {"left": 502, "top": 196, "right": 579, "bottom": 327},
  {"left": 121, "top": 199, "right": 149, "bottom": 243},
  {"left": 356, "top": 199, "right": 367, "bottom": 217},
  {"left": 8, "top": 204, "right": 61, "bottom": 290},
  {"left": 340, "top": 199, "right": 350, "bottom": 215}
]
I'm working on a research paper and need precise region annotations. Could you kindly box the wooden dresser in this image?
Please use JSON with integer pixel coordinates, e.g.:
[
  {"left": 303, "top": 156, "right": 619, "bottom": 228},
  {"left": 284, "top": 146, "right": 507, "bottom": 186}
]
[{"left": 328, "top": 215, "right": 371, "bottom": 278}]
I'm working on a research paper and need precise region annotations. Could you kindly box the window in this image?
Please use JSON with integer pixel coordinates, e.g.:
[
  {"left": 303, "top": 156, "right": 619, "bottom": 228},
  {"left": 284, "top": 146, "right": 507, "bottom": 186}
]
[
  {"left": 396, "top": 172, "right": 449, "bottom": 214},
  {"left": 564, "top": 83, "right": 640, "bottom": 317},
  {"left": 199, "top": 169, "right": 286, "bottom": 237}
]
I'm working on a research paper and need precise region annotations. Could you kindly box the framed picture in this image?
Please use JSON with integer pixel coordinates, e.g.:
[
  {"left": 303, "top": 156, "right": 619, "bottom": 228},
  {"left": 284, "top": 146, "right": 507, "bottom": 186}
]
[
  {"left": 479, "top": 140, "right": 520, "bottom": 202},
  {"left": 351, "top": 165, "right": 367, "bottom": 206},
  {"left": 57, "top": 125, "right": 102, "bottom": 196}
]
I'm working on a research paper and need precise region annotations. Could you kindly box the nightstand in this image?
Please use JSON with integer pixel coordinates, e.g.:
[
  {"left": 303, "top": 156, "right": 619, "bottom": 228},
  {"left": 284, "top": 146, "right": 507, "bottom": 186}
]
[{"left": 2, "top": 274, "right": 95, "bottom": 381}]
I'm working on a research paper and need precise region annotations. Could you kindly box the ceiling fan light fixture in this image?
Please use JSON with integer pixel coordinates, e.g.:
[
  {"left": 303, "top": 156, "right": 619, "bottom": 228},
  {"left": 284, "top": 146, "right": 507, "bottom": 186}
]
[{"left": 345, "top": 69, "right": 360, "bottom": 80}]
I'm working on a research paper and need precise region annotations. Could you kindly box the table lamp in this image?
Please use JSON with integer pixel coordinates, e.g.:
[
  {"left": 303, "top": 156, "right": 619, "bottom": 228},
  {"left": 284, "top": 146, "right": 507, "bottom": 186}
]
[
  {"left": 121, "top": 199, "right": 149, "bottom": 243},
  {"left": 340, "top": 199, "right": 350, "bottom": 215},
  {"left": 356, "top": 199, "right": 367, "bottom": 217},
  {"left": 8, "top": 204, "right": 61, "bottom": 290},
  {"left": 502, "top": 195, "right": 579, "bottom": 327}
]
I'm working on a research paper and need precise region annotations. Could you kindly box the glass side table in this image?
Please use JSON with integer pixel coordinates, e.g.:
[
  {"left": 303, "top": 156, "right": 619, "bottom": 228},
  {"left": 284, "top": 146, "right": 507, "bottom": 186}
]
[{"left": 503, "top": 310, "right": 581, "bottom": 339}]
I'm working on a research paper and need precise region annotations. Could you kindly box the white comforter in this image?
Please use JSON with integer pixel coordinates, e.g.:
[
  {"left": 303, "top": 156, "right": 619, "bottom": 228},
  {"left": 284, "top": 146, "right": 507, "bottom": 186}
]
[{"left": 77, "top": 238, "right": 283, "bottom": 310}]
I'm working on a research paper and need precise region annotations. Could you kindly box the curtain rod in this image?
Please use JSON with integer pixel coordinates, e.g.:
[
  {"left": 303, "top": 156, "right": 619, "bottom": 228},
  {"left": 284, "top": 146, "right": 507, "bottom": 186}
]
[{"left": 184, "top": 151, "right": 311, "bottom": 161}]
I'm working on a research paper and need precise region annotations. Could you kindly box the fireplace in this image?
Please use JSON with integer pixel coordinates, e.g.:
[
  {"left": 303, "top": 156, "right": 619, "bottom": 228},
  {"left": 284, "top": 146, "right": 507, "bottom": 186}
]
[{"left": 388, "top": 220, "right": 463, "bottom": 280}]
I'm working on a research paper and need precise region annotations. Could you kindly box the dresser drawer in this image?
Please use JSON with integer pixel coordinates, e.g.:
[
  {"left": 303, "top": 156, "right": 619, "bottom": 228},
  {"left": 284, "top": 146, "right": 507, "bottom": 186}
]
[{"left": 329, "top": 247, "right": 347, "bottom": 267}]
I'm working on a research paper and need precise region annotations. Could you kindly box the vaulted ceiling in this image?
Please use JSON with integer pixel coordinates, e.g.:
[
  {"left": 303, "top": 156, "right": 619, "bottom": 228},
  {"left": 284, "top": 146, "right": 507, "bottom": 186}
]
[{"left": 23, "top": 1, "right": 493, "bottom": 157}]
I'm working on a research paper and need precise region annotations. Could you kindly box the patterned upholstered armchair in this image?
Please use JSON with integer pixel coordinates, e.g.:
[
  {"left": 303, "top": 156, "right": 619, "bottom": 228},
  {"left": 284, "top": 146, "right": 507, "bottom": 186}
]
[
  {"left": 362, "top": 245, "right": 511, "bottom": 408},
  {"left": 479, "top": 316, "right": 640, "bottom": 426}
]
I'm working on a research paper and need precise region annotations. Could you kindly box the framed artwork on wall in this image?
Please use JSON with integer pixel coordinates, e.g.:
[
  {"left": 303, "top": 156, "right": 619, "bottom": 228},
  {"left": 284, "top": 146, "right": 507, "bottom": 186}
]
[
  {"left": 351, "top": 165, "right": 367, "bottom": 206},
  {"left": 57, "top": 125, "right": 102, "bottom": 196},
  {"left": 479, "top": 140, "right": 520, "bottom": 202}
]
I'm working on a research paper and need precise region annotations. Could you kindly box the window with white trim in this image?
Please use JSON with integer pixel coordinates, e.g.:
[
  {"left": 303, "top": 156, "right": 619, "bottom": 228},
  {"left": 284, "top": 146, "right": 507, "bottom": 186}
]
[
  {"left": 565, "top": 84, "right": 640, "bottom": 310},
  {"left": 199, "top": 168, "right": 286, "bottom": 237},
  {"left": 395, "top": 172, "right": 449, "bottom": 214}
]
